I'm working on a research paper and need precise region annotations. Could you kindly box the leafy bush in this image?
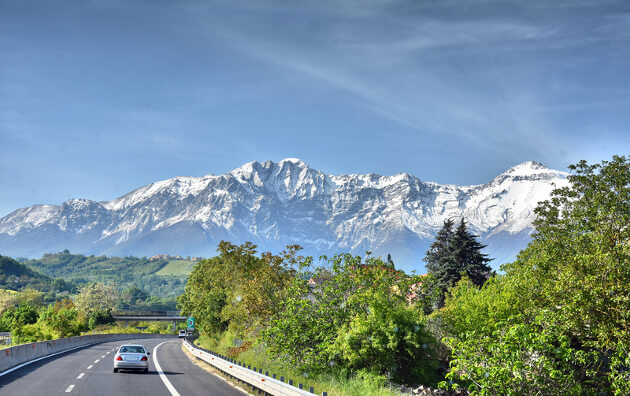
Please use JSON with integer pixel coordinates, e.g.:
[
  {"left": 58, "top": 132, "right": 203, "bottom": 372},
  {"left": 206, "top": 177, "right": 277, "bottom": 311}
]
[
  {"left": 440, "top": 156, "right": 630, "bottom": 395},
  {"left": 263, "top": 253, "right": 439, "bottom": 385}
]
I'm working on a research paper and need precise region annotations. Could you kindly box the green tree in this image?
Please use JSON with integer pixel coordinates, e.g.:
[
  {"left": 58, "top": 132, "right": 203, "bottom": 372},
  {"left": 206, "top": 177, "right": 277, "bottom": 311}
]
[
  {"left": 442, "top": 155, "right": 630, "bottom": 395},
  {"left": 263, "top": 253, "right": 438, "bottom": 384},
  {"left": 424, "top": 219, "right": 457, "bottom": 307},
  {"left": 424, "top": 218, "right": 492, "bottom": 307},
  {"left": 177, "top": 241, "right": 305, "bottom": 338},
  {"left": 75, "top": 282, "right": 117, "bottom": 328},
  {"left": 177, "top": 255, "right": 228, "bottom": 335},
  {"left": 451, "top": 219, "right": 492, "bottom": 286},
  {"left": 39, "top": 301, "right": 81, "bottom": 338},
  {"left": 0, "top": 290, "right": 18, "bottom": 315}
]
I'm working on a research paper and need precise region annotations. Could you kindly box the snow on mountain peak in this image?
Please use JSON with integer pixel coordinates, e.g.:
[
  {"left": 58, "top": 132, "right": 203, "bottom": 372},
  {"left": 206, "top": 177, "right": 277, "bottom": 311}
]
[
  {"left": 279, "top": 158, "right": 305, "bottom": 165},
  {"left": 0, "top": 159, "right": 570, "bottom": 270}
]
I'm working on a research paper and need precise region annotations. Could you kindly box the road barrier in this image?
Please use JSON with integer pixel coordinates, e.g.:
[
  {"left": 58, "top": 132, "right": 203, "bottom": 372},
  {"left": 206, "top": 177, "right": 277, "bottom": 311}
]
[
  {"left": 0, "top": 333, "right": 174, "bottom": 375},
  {"left": 183, "top": 340, "right": 326, "bottom": 396}
]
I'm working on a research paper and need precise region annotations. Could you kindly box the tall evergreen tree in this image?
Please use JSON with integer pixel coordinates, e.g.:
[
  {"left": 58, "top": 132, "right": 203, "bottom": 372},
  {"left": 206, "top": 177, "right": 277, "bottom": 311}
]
[
  {"left": 424, "top": 218, "right": 492, "bottom": 307},
  {"left": 424, "top": 219, "right": 457, "bottom": 307},
  {"left": 451, "top": 218, "right": 492, "bottom": 286}
]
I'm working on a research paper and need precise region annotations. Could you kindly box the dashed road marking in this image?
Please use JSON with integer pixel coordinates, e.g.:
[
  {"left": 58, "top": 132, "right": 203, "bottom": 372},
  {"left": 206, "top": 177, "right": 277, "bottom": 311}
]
[
  {"left": 65, "top": 385, "right": 75, "bottom": 393},
  {"left": 87, "top": 365, "right": 93, "bottom": 370},
  {"left": 0, "top": 342, "right": 100, "bottom": 377},
  {"left": 101, "top": 355, "right": 105, "bottom": 358},
  {"left": 77, "top": 373, "right": 84, "bottom": 379},
  {"left": 94, "top": 359, "right": 100, "bottom": 363}
]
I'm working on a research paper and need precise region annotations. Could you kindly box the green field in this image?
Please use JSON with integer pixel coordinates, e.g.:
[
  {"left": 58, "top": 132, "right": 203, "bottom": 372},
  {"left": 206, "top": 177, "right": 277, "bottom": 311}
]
[{"left": 155, "top": 260, "right": 196, "bottom": 276}]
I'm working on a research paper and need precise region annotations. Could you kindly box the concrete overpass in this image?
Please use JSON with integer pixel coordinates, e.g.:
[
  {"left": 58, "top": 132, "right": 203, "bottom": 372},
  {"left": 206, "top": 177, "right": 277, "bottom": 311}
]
[{"left": 112, "top": 314, "right": 188, "bottom": 330}]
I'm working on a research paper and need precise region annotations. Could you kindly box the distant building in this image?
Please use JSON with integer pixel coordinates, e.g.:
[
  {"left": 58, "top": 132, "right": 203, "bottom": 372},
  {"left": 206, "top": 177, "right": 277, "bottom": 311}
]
[{"left": 149, "top": 254, "right": 184, "bottom": 261}]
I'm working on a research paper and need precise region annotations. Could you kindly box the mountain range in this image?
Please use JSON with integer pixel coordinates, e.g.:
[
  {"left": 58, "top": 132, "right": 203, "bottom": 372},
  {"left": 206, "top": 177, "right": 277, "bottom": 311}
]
[{"left": 0, "top": 159, "right": 568, "bottom": 272}]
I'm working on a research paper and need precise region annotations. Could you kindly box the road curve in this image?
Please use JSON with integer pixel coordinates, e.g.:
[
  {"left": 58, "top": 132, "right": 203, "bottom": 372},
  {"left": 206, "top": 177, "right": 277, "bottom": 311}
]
[{"left": 0, "top": 337, "right": 242, "bottom": 396}]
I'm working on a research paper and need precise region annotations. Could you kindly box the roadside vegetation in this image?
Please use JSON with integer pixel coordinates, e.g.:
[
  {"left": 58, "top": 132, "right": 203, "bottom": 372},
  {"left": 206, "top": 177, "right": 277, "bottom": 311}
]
[
  {"left": 179, "top": 155, "right": 630, "bottom": 395},
  {"left": 0, "top": 281, "right": 175, "bottom": 346}
]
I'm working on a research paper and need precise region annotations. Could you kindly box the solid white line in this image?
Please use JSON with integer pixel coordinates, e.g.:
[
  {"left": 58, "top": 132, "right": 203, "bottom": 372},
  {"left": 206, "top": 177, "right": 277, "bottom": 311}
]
[
  {"left": 153, "top": 341, "right": 181, "bottom": 396},
  {"left": 87, "top": 365, "right": 93, "bottom": 370},
  {"left": 0, "top": 342, "right": 99, "bottom": 377},
  {"left": 77, "top": 373, "right": 85, "bottom": 379},
  {"left": 94, "top": 359, "right": 100, "bottom": 363},
  {"left": 65, "top": 384, "right": 75, "bottom": 393}
]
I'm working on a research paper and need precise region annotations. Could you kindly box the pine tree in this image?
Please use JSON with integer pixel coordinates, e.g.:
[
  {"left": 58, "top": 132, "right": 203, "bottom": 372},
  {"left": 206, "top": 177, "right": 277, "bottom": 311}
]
[
  {"left": 451, "top": 218, "right": 492, "bottom": 286},
  {"left": 424, "top": 219, "right": 457, "bottom": 307},
  {"left": 424, "top": 218, "right": 492, "bottom": 307}
]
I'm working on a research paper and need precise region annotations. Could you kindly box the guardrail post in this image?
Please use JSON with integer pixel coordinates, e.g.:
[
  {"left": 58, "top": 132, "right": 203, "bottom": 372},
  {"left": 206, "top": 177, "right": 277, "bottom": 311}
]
[
  {"left": 323, "top": 392, "right": 328, "bottom": 396},
  {"left": 310, "top": 386, "right": 314, "bottom": 393}
]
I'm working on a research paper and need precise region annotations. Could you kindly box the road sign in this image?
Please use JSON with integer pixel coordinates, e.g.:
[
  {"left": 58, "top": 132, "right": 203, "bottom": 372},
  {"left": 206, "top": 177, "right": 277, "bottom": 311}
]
[{"left": 187, "top": 317, "right": 195, "bottom": 330}]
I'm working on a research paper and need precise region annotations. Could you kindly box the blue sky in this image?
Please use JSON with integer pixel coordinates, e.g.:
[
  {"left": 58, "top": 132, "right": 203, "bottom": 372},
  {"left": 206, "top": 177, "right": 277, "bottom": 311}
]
[{"left": 1, "top": 0, "right": 629, "bottom": 217}]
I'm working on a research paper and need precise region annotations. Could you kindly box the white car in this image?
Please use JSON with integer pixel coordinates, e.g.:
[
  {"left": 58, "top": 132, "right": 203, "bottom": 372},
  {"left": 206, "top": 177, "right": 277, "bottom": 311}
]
[
  {"left": 113, "top": 344, "right": 150, "bottom": 373},
  {"left": 178, "top": 330, "right": 186, "bottom": 338}
]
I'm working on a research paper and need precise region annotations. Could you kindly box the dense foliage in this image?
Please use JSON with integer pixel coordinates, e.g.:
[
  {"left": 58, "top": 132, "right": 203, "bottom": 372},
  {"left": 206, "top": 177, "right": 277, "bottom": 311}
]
[
  {"left": 23, "top": 251, "right": 186, "bottom": 299},
  {"left": 0, "top": 279, "right": 179, "bottom": 344},
  {"left": 440, "top": 155, "right": 630, "bottom": 395},
  {"left": 0, "top": 255, "right": 75, "bottom": 297},
  {"left": 177, "top": 241, "right": 306, "bottom": 337},
  {"left": 263, "top": 253, "right": 438, "bottom": 385},
  {"left": 0, "top": 281, "right": 122, "bottom": 343},
  {"left": 180, "top": 243, "right": 440, "bottom": 386}
]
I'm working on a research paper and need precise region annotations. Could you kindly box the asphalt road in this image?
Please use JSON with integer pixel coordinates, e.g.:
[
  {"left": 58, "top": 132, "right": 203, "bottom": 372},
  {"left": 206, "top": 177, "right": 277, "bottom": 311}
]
[{"left": 0, "top": 337, "right": 243, "bottom": 396}]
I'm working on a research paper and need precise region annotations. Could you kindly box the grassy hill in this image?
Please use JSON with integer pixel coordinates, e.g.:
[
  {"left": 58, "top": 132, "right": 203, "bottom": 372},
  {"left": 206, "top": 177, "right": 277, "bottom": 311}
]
[
  {"left": 22, "top": 251, "right": 194, "bottom": 299},
  {"left": 155, "top": 259, "right": 196, "bottom": 276},
  {"left": 0, "top": 255, "right": 75, "bottom": 294}
]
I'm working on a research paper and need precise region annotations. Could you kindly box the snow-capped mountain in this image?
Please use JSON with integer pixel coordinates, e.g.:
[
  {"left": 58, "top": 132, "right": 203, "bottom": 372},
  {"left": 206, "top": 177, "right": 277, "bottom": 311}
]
[{"left": 0, "top": 159, "right": 568, "bottom": 272}]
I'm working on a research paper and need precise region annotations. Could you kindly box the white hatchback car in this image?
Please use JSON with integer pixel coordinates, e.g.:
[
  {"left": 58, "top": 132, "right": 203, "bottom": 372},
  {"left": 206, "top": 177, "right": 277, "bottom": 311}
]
[{"left": 113, "top": 344, "right": 150, "bottom": 373}]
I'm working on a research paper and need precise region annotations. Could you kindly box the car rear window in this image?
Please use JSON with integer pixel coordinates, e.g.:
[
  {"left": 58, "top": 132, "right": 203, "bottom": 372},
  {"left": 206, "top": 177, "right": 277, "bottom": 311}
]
[{"left": 120, "top": 346, "right": 145, "bottom": 353}]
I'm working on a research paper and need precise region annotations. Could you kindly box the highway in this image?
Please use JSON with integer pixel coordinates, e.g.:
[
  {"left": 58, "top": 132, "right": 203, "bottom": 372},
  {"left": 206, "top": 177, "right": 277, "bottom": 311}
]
[{"left": 0, "top": 337, "right": 243, "bottom": 396}]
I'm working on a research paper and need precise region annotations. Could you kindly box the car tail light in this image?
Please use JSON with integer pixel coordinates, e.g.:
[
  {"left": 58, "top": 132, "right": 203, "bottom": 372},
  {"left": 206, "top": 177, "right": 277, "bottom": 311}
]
[
  {"left": 116, "top": 356, "right": 123, "bottom": 361},
  {"left": 141, "top": 356, "right": 148, "bottom": 361}
]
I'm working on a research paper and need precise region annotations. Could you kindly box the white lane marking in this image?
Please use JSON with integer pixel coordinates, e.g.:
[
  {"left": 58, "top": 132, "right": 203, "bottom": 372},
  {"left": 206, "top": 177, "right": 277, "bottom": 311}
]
[
  {"left": 0, "top": 342, "right": 99, "bottom": 377},
  {"left": 77, "top": 373, "right": 85, "bottom": 379},
  {"left": 87, "top": 365, "right": 93, "bottom": 370},
  {"left": 153, "top": 341, "right": 181, "bottom": 396},
  {"left": 65, "top": 385, "right": 75, "bottom": 393},
  {"left": 94, "top": 359, "right": 100, "bottom": 363},
  {"left": 101, "top": 355, "right": 105, "bottom": 358}
]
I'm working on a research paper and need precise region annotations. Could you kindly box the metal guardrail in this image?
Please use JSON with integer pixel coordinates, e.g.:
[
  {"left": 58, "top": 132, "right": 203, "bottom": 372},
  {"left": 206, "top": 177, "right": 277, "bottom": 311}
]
[{"left": 183, "top": 340, "right": 325, "bottom": 396}]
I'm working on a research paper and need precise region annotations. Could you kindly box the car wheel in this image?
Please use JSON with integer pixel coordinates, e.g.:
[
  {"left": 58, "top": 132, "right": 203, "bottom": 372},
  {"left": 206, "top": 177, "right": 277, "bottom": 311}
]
[{"left": 113, "top": 368, "right": 118, "bottom": 373}]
